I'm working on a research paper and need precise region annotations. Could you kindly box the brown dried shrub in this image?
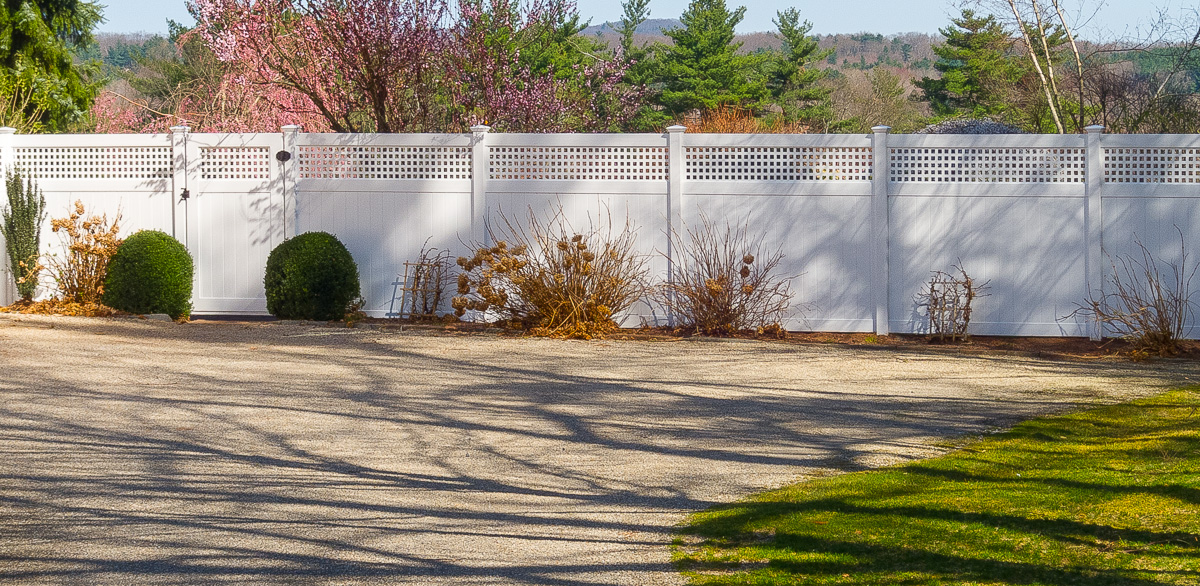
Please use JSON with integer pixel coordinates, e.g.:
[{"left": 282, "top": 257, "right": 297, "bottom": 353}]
[
  {"left": 657, "top": 215, "right": 795, "bottom": 336},
  {"left": 45, "top": 201, "right": 123, "bottom": 304},
  {"left": 452, "top": 205, "right": 649, "bottom": 339},
  {"left": 916, "top": 264, "right": 988, "bottom": 343},
  {"left": 408, "top": 241, "right": 453, "bottom": 319},
  {"left": 1074, "top": 231, "right": 1198, "bottom": 357}
]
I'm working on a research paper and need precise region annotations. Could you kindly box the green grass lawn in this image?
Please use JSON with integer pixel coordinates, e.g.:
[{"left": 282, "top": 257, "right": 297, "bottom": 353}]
[{"left": 674, "top": 389, "right": 1200, "bottom": 585}]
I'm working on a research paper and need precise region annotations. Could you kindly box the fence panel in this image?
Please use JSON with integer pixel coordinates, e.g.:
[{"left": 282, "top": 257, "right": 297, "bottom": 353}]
[
  {"left": 485, "top": 133, "right": 671, "bottom": 325},
  {"left": 3, "top": 133, "right": 177, "bottom": 302},
  {"left": 2, "top": 126, "right": 1199, "bottom": 337},
  {"left": 679, "top": 133, "right": 877, "bottom": 331},
  {"left": 886, "top": 134, "right": 1091, "bottom": 336},
  {"left": 1099, "top": 133, "right": 1200, "bottom": 338},
  {"left": 295, "top": 133, "right": 475, "bottom": 317}
]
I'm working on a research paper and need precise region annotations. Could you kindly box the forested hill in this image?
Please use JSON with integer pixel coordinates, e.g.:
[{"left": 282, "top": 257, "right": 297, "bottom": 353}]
[{"left": 580, "top": 19, "right": 939, "bottom": 73}]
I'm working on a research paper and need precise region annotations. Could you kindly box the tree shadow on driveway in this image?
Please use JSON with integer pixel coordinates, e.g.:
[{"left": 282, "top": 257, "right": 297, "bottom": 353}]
[{"left": 1, "top": 315, "right": 1196, "bottom": 584}]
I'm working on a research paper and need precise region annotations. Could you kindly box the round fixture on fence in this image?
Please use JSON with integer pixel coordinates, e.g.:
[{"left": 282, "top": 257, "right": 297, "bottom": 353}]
[{"left": 275, "top": 150, "right": 292, "bottom": 162}]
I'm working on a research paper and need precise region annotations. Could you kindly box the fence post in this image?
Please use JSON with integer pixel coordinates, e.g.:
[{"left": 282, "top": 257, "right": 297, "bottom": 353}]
[
  {"left": 871, "top": 125, "right": 891, "bottom": 335},
  {"left": 0, "top": 127, "right": 13, "bottom": 172},
  {"left": 0, "top": 127, "right": 12, "bottom": 306},
  {"left": 666, "top": 125, "right": 687, "bottom": 327},
  {"left": 170, "top": 126, "right": 189, "bottom": 244},
  {"left": 281, "top": 125, "right": 300, "bottom": 241},
  {"left": 1085, "top": 124, "right": 1105, "bottom": 341},
  {"left": 470, "top": 125, "right": 491, "bottom": 245}
]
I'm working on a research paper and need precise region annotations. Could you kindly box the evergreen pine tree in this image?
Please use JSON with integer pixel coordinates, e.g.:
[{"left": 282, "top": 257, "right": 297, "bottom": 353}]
[
  {"left": 1, "top": 0, "right": 103, "bottom": 131},
  {"left": 915, "top": 9, "right": 1024, "bottom": 120},
  {"left": 656, "top": 0, "right": 767, "bottom": 118},
  {"left": 617, "top": 0, "right": 651, "bottom": 58},
  {"left": 616, "top": 0, "right": 670, "bottom": 131},
  {"left": 767, "top": 8, "right": 833, "bottom": 126}
]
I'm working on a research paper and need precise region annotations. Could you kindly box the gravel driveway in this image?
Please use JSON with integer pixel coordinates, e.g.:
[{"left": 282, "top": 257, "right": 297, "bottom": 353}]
[{"left": 1, "top": 314, "right": 1197, "bottom": 585}]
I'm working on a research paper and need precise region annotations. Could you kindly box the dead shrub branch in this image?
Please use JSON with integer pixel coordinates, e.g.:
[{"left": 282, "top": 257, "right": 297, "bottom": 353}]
[
  {"left": 657, "top": 214, "right": 795, "bottom": 336},
  {"left": 1074, "top": 229, "right": 1198, "bottom": 356},
  {"left": 916, "top": 263, "right": 989, "bottom": 343}
]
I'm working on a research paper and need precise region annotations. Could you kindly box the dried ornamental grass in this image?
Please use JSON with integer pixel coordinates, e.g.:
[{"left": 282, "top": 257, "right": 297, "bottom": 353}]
[{"left": 452, "top": 206, "right": 649, "bottom": 339}]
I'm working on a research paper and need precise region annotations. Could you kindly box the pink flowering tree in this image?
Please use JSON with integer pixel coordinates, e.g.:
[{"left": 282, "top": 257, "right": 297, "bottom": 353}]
[
  {"left": 188, "top": 0, "right": 643, "bottom": 132},
  {"left": 445, "top": 0, "right": 643, "bottom": 132},
  {"left": 191, "top": 0, "right": 451, "bottom": 132},
  {"left": 88, "top": 25, "right": 330, "bottom": 133}
]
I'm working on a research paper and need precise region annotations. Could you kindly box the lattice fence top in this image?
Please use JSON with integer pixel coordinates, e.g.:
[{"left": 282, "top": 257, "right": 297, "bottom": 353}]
[
  {"left": 488, "top": 146, "right": 666, "bottom": 180},
  {"left": 297, "top": 145, "right": 471, "bottom": 180},
  {"left": 1103, "top": 148, "right": 1199, "bottom": 184},
  {"left": 11, "top": 146, "right": 172, "bottom": 180},
  {"left": 200, "top": 146, "right": 271, "bottom": 180},
  {"left": 684, "top": 147, "right": 872, "bottom": 181},
  {"left": 889, "top": 147, "right": 1085, "bottom": 183}
]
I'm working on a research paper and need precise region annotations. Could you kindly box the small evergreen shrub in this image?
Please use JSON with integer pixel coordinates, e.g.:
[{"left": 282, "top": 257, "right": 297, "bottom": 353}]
[
  {"left": 102, "top": 230, "right": 194, "bottom": 319},
  {"left": 264, "top": 232, "right": 360, "bottom": 321},
  {"left": 1, "top": 169, "right": 47, "bottom": 301}
]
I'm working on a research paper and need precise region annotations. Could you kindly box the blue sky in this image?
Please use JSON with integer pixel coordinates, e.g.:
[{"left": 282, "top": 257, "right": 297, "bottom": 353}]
[{"left": 97, "top": 0, "right": 1184, "bottom": 39}]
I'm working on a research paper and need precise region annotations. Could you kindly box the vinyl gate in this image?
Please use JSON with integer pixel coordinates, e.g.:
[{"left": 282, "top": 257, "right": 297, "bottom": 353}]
[{"left": 180, "top": 132, "right": 291, "bottom": 314}]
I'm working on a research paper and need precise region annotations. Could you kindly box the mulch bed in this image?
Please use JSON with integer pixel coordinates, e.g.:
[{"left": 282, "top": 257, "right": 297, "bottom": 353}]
[
  {"left": 356, "top": 318, "right": 1199, "bottom": 362},
  {"left": 14, "top": 308, "right": 1196, "bottom": 362},
  {"left": 611, "top": 328, "right": 1200, "bottom": 362}
]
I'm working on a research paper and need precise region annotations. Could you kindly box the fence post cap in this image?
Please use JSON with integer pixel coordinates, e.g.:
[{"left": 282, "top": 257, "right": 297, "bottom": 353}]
[
  {"left": 0, "top": 127, "right": 15, "bottom": 135},
  {"left": 871, "top": 125, "right": 891, "bottom": 134},
  {"left": 470, "top": 124, "right": 491, "bottom": 134},
  {"left": 169, "top": 125, "right": 190, "bottom": 134},
  {"left": 1084, "top": 124, "right": 1105, "bottom": 134},
  {"left": 666, "top": 125, "right": 687, "bottom": 133},
  {"left": 281, "top": 125, "right": 301, "bottom": 132}
]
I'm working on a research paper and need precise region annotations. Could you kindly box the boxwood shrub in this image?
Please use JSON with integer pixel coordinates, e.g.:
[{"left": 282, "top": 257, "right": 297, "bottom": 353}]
[
  {"left": 102, "top": 230, "right": 194, "bottom": 319},
  {"left": 264, "top": 232, "right": 360, "bottom": 320}
]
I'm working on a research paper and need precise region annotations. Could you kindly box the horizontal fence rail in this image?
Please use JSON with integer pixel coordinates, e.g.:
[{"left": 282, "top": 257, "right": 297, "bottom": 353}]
[{"left": 2, "top": 125, "right": 1199, "bottom": 340}]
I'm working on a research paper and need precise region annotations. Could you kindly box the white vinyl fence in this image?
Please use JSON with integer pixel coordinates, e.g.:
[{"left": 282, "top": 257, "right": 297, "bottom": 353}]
[{"left": 1, "top": 125, "right": 1198, "bottom": 338}]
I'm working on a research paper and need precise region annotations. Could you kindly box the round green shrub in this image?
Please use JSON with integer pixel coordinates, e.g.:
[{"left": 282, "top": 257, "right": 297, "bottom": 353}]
[
  {"left": 264, "top": 231, "right": 360, "bottom": 321},
  {"left": 102, "top": 230, "right": 194, "bottom": 319}
]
